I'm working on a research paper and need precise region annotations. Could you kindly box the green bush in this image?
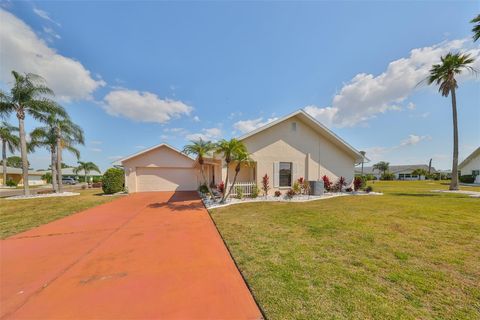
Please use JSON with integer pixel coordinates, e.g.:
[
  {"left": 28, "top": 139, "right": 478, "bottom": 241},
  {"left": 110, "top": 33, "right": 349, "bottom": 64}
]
[
  {"left": 92, "top": 176, "right": 102, "bottom": 183},
  {"left": 6, "top": 178, "right": 17, "bottom": 187},
  {"left": 235, "top": 186, "right": 244, "bottom": 199},
  {"left": 251, "top": 185, "right": 259, "bottom": 198},
  {"left": 198, "top": 184, "right": 209, "bottom": 194},
  {"left": 292, "top": 181, "right": 301, "bottom": 194},
  {"left": 364, "top": 185, "right": 373, "bottom": 193},
  {"left": 42, "top": 172, "right": 52, "bottom": 183},
  {"left": 380, "top": 172, "right": 395, "bottom": 180},
  {"left": 102, "top": 168, "right": 124, "bottom": 194},
  {"left": 459, "top": 175, "right": 475, "bottom": 183}
]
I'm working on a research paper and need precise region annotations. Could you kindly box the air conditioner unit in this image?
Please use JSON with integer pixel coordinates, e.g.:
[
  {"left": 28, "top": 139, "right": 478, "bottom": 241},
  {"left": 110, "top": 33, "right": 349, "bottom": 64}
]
[{"left": 309, "top": 180, "right": 324, "bottom": 196}]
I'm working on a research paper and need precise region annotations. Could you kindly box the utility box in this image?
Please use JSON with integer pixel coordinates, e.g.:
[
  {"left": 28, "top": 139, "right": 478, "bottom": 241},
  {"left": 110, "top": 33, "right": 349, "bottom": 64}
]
[{"left": 309, "top": 180, "right": 324, "bottom": 196}]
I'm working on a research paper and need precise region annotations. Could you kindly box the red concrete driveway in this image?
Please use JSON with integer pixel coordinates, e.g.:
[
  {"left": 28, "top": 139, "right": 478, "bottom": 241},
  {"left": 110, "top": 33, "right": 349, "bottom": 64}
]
[{"left": 0, "top": 192, "right": 262, "bottom": 319}]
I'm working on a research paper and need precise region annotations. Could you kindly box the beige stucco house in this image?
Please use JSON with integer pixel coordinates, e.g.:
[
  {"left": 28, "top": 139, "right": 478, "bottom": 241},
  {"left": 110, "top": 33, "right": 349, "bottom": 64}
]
[
  {"left": 120, "top": 109, "right": 364, "bottom": 194},
  {"left": 459, "top": 147, "right": 480, "bottom": 184}
]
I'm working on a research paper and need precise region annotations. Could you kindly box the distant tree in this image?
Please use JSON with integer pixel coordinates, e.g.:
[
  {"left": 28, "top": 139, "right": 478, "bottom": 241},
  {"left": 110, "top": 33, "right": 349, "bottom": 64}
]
[
  {"left": 373, "top": 161, "right": 389, "bottom": 175},
  {"left": 471, "top": 14, "right": 480, "bottom": 42},
  {"left": 425, "top": 53, "right": 476, "bottom": 190},
  {"left": 412, "top": 168, "right": 428, "bottom": 180},
  {"left": 74, "top": 161, "right": 100, "bottom": 186},
  {"left": 1, "top": 122, "right": 20, "bottom": 186},
  {"left": 6, "top": 156, "right": 28, "bottom": 168}
]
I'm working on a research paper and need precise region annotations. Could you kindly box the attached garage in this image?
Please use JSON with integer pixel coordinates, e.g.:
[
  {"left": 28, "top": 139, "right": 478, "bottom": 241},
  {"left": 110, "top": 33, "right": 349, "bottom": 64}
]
[
  {"left": 136, "top": 167, "right": 198, "bottom": 192},
  {"left": 120, "top": 144, "right": 200, "bottom": 193}
]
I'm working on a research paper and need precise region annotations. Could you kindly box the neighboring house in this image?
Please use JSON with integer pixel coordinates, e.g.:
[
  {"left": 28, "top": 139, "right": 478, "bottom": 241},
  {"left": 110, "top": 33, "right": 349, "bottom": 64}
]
[
  {"left": 59, "top": 167, "right": 104, "bottom": 180},
  {"left": 459, "top": 147, "right": 480, "bottom": 184},
  {"left": 119, "top": 109, "right": 364, "bottom": 193},
  {"left": 0, "top": 166, "right": 46, "bottom": 186},
  {"left": 355, "top": 164, "right": 437, "bottom": 180}
]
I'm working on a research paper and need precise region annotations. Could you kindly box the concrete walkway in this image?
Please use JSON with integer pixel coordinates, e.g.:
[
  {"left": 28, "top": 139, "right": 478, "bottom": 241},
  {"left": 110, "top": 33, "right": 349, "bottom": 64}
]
[{"left": 0, "top": 192, "right": 262, "bottom": 319}]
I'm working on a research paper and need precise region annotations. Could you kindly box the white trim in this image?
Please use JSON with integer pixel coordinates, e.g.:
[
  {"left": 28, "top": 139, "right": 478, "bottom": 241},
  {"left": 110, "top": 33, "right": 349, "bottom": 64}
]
[
  {"left": 114, "top": 143, "right": 195, "bottom": 164},
  {"left": 237, "top": 109, "right": 364, "bottom": 162},
  {"left": 459, "top": 147, "right": 480, "bottom": 170}
]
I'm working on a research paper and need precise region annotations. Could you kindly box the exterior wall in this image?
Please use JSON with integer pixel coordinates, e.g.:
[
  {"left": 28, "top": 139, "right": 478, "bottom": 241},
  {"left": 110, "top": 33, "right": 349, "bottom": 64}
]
[
  {"left": 460, "top": 153, "right": 480, "bottom": 176},
  {"left": 122, "top": 145, "right": 198, "bottom": 193},
  {"left": 0, "top": 174, "right": 45, "bottom": 186},
  {"left": 237, "top": 115, "right": 356, "bottom": 194}
]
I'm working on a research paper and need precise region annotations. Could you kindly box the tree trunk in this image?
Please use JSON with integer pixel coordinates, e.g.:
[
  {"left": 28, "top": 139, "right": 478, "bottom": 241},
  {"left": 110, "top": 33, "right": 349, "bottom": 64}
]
[
  {"left": 220, "top": 160, "right": 231, "bottom": 203},
  {"left": 200, "top": 164, "right": 215, "bottom": 201},
  {"left": 2, "top": 140, "right": 7, "bottom": 187},
  {"left": 225, "top": 165, "right": 241, "bottom": 199},
  {"left": 56, "top": 134, "right": 63, "bottom": 193},
  {"left": 51, "top": 146, "right": 58, "bottom": 192},
  {"left": 17, "top": 112, "right": 30, "bottom": 196},
  {"left": 450, "top": 87, "right": 459, "bottom": 190},
  {"left": 85, "top": 172, "right": 88, "bottom": 187}
]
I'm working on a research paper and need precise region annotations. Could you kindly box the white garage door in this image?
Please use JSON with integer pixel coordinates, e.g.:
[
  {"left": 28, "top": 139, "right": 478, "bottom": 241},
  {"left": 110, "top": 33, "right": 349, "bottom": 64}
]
[{"left": 136, "top": 167, "right": 198, "bottom": 192}]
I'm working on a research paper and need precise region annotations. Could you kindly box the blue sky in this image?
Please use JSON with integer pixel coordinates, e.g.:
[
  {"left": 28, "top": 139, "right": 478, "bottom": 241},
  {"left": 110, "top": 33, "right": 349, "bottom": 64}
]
[{"left": 1, "top": 1, "right": 479, "bottom": 171}]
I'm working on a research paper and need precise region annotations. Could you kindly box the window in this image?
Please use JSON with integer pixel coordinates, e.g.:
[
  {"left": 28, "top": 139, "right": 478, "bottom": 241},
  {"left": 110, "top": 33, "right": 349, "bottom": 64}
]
[
  {"left": 279, "top": 162, "right": 292, "bottom": 187},
  {"left": 473, "top": 170, "right": 480, "bottom": 177}
]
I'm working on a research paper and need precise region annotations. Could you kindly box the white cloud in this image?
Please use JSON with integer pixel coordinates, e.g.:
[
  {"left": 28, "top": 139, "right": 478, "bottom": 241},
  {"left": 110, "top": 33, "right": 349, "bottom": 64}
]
[
  {"left": 305, "top": 39, "right": 480, "bottom": 127},
  {"left": 192, "top": 116, "right": 200, "bottom": 122},
  {"left": 0, "top": 10, "right": 105, "bottom": 101},
  {"left": 400, "top": 134, "right": 431, "bottom": 147},
  {"left": 33, "top": 7, "right": 60, "bottom": 26},
  {"left": 42, "top": 26, "right": 61, "bottom": 42},
  {"left": 407, "top": 102, "right": 416, "bottom": 110},
  {"left": 185, "top": 127, "right": 222, "bottom": 141},
  {"left": 303, "top": 105, "right": 339, "bottom": 127},
  {"left": 233, "top": 117, "right": 278, "bottom": 134},
  {"left": 89, "top": 148, "right": 102, "bottom": 152},
  {"left": 90, "top": 140, "right": 102, "bottom": 145},
  {"left": 103, "top": 89, "right": 193, "bottom": 124}
]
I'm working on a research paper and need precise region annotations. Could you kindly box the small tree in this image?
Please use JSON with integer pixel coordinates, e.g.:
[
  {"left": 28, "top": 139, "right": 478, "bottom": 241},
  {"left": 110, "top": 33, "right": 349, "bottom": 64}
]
[
  {"left": 373, "top": 161, "right": 389, "bottom": 175},
  {"left": 261, "top": 174, "right": 270, "bottom": 197},
  {"left": 412, "top": 168, "right": 428, "bottom": 180},
  {"left": 322, "top": 175, "right": 332, "bottom": 192}
]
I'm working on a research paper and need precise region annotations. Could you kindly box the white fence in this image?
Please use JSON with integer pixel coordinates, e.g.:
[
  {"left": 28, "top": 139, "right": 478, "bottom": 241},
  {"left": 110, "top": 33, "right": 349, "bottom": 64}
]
[{"left": 226, "top": 181, "right": 256, "bottom": 197}]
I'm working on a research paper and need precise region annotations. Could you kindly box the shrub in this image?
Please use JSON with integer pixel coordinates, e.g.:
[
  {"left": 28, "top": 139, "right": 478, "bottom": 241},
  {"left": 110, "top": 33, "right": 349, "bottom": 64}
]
[
  {"left": 364, "top": 185, "right": 373, "bottom": 193},
  {"left": 353, "top": 176, "right": 365, "bottom": 191},
  {"left": 92, "top": 182, "right": 102, "bottom": 188},
  {"left": 322, "top": 175, "right": 332, "bottom": 192},
  {"left": 345, "top": 187, "right": 353, "bottom": 192},
  {"left": 102, "top": 168, "right": 124, "bottom": 194},
  {"left": 198, "top": 184, "right": 209, "bottom": 194},
  {"left": 286, "top": 189, "right": 295, "bottom": 199},
  {"left": 459, "top": 175, "right": 475, "bottom": 183},
  {"left": 217, "top": 181, "right": 225, "bottom": 194},
  {"left": 92, "top": 176, "right": 102, "bottom": 183},
  {"left": 274, "top": 190, "right": 281, "bottom": 197},
  {"left": 251, "top": 185, "right": 259, "bottom": 198},
  {"left": 302, "top": 180, "right": 310, "bottom": 195},
  {"left": 235, "top": 186, "right": 244, "bottom": 199},
  {"left": 81, "top": 184, "right": 87, "bottom": 190},
  {"left": 331, "top": 176, "right": 346, "bottom": 192},
  {"left": 365, "top": 174, "right": 375, "bottom": 181},
  {"left": 42, "top": 172, "right": 52, "bottom": 183},
  {"left": 292, "top": 181, "right": 301, "bottom": 194},
  {"left": 6, "top": 178, "right": 17, "bottom": 187},
  {"left": 380, "top": 172, "right": 395, "bottom": 180},
  {"left": 262, "top": 174, "right": 270, "bottom": 196}
]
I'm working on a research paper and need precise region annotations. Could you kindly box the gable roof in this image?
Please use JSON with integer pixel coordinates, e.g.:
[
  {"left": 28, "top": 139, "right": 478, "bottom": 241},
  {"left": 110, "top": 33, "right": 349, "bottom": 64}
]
[
  {"left": 116, "top": 143, "right": 195, "bottom": 164},
  {"left": 459, "top": 147, "right": 480, "bottom": 169},
  {"left": 237, "top": 109, "right": 365, "bottom": 162},
  {"left": 356, "top": 164, "right": 437, "bottom": 174},
  {"left": 0, "top": 166, "right": 44, "bottom": 175}
]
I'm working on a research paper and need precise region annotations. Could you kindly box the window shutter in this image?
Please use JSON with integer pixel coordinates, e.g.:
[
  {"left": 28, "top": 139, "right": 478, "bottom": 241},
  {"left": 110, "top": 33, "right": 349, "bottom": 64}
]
[{"left": 273, "top": 162, "right": 279, "bottom": 187}]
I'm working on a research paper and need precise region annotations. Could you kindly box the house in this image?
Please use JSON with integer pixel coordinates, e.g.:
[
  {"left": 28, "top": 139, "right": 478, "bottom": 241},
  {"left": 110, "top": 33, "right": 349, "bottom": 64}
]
[
  {"left": 119, "top": 109, "right": 364, "bottom": 194},
  {"left": 355, "top": 164, "right": 437, "bottom": 180},
  {"left": 459, "top": 147, "right": 480, "bottom": 184},
  {"left": 0, "top": 166, "right": 46, "bottom": 186},
  {"left": 60, "top": 167, "right": 103, "bottom": 181}
]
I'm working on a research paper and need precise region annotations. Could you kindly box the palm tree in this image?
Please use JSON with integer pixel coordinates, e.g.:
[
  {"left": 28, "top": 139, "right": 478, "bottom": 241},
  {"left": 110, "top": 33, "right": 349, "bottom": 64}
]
[
  {"left": 471, "top": 14, "right": 480, "bottom": 42},
  {"left": 426, "top": 52, "right": 476, "bottom": 190},
  {"left": 74, "top": 161, "right": 100, "bottom": 186},
  {"left": 30, "top": 112, "right": 84, "bottom": 193},
  {"left": 183, "top": 138, "right": 216, "bottom": 199},
  {"left": 0, "top": 71, "right": 66, "bottom": 195},
  {"left": 412, "top": 168, "right": 428, "bottom": 180},
  {"left": 0, "top": 122, "right": 20, "bottom": 186},
  {"left": 215, "top": 138, "right": 247, "bottom": 202},
  {"left": 373, "top": 161, "right": 389, "bottom": 175},
  {"left": 223, "top": 149, "right": 252, "bottom": 200}
]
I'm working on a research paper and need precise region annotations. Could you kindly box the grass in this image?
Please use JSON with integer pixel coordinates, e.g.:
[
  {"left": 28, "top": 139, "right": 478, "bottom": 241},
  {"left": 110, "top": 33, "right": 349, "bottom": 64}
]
[
  {"left": 0, "top": 189, "right": 117, "bottom": 239},
  {"left": 210, "top": 181, "right": 480, "bottom": 319}
]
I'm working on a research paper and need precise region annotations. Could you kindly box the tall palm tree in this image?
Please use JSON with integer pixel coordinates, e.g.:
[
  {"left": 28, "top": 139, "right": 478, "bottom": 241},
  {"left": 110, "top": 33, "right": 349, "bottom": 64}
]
[
  {"left": 74, "top": 161, "right": 100, "bottom": 186},
  {"left": 31, "top": 112, "right": 84, "bottom": 192},
  {"left": 215, "top": 138, "right": 247, "bottom": 202},
  {"left": 223, "top": 149, "right": 252, "bottom": 200},
  {"left": 0, "top": 122, "right": 20, "bottom": 186},
  {"left": 0, "top": 71, "right": 66, "bottom": 195},
  {"left": 426, "top": 52, "right": 476, "bottom": 190},
  {"left": 372, "top": 161, "right": 389, "bottom": 175},
  {"left": 471, "top": 14, "right": 480, "bottom": 42},
  {"left": 183, "top": 138, "right": 216, "bottom": 199}
]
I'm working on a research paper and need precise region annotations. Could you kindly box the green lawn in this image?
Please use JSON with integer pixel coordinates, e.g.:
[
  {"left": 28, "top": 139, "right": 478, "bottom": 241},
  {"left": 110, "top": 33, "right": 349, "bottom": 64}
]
[
  {"left": 210, "top": 181, "right": 480, "bottom": 319},
  {"left": 0, "top": 189, "right": 117, "bottom": 239}
]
